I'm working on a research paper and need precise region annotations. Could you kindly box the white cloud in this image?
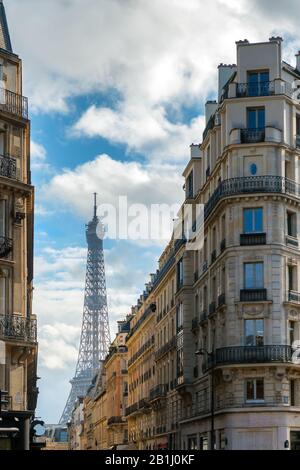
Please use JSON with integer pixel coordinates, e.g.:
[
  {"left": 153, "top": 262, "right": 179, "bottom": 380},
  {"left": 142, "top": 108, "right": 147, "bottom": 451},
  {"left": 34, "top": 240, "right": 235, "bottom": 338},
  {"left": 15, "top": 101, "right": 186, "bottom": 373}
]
[{"left": 43, "top": 153, "right": 184, "bottom": 231}]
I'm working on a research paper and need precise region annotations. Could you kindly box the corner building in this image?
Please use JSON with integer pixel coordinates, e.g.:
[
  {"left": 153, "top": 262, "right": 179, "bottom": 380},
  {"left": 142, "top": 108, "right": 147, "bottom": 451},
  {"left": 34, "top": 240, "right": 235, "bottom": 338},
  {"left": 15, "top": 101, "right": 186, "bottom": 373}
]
[
  {"left": 0, "top": 1, "right": 37, "bottom": 450},
  {"left": 179, "top": 37, "right": 300, "bottom": 450}
]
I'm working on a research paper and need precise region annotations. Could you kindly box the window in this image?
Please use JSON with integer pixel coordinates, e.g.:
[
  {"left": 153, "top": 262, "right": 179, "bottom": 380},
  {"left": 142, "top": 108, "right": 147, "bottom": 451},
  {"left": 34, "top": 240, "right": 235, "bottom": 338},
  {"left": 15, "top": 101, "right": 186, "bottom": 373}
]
[
  {"left": 244, "top": 262, "right": 264, "bottom": 289},
  {"left": 248, "top": 71, "right": 270, "bottom": 96},
  {"left": 0, "top": 200, "right": 6, "bottom": 237},
  {"left": 0, "top": 276, "right": 6, "bottom": 315},
  {"left": 243, "top": 208, "right": 263, "bottom": 233},
  {"left": 176, "top": 302, "right": 183, "bottom": 332},
  {"left": 289, "top": 321, "right": 296, "bottom": 346},
  {"left": 291, "top": 380, "right": 296, "bottom": 406},
  {"left": 177, "top": 348, "right": 183, "bottom": 379},
  {"left": 177, "top": 258, "right": 183, "bottom": 291},
  {"left": 250, "top": 163, "right": 257, "bottom": 175},
  {"left": 287, "top": 211, "right": 297, "bottom": 238},
  {"left": 187, "top": 171, "right": 194, "bottom": 199},
  {"left": 245, "top": 319, "right": 264, "bottom": 346},
  {"left": 297, "top": 116, "right": 300, "bottom": 136},
  {"left": 246, "top": 378, "right": 264, "bottom": 402},
  {"left": 288, "top": 265, "right": 297, "bottom": 291},
  {"left": 247, "top": 107, "right": 265, "bottom": 129},
  {"left": 187, "top": 435, "right": 198, "bottom": 450}
]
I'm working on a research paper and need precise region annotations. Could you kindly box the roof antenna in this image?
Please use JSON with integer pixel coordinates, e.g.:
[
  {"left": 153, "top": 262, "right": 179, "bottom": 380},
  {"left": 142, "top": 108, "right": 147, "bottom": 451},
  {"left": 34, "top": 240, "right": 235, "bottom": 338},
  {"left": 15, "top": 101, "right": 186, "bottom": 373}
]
[{"left": 93, "top": 193, "right": 97, "bottom": 219}]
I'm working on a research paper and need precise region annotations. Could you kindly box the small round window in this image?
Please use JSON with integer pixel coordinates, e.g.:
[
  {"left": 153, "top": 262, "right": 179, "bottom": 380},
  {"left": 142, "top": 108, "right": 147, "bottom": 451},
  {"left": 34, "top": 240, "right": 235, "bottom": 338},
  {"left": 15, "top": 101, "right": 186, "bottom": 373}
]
[{"left": 250, "top": 163, "right": 257, "bottom": 175}]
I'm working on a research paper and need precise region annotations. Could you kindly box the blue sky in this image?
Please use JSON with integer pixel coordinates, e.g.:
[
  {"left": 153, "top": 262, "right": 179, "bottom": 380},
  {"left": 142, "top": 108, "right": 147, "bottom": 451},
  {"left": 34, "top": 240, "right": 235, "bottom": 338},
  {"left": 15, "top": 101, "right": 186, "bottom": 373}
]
[{"left": 4, "top": 0, "right": 300, "bottom": 423}]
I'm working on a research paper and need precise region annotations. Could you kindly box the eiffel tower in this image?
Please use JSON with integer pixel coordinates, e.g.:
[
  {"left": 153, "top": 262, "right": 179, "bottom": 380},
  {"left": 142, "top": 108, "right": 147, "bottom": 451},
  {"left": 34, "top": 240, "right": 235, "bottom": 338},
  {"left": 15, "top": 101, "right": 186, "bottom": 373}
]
[{"left": 59, "top": 194, "right": 111, "bottom": 424}]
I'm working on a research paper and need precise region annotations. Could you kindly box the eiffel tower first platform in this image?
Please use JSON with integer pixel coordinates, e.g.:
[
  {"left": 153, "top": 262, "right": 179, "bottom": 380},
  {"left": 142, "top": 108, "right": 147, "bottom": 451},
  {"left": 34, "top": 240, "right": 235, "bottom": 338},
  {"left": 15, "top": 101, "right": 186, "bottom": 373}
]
[{"left": 59, "top": 194, "right": 111, "bottom": 424}]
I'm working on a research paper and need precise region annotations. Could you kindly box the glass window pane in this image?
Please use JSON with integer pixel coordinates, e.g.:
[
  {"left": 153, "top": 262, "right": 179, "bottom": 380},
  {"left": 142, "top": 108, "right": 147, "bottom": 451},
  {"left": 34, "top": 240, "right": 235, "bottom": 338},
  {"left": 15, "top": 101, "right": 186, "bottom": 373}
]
[
  {"left": 246, "top": 380, "right": 254, "bottom": 400},
  {"left": 244, "top": 263, "right": 254, "bottom": 288},
  {"left": 244, "top": 209, "right": 253, "bottom": 232},
  {"left": 248, "top": 109, "right": 256, "bottom": 129},
  {"left": 260, "top": 72, "right": 269, "bottom": 83},
  {"left": 255, "top": 263, "right": 264, "bottom": 288},
  {"left": 258, "top": 109, "right": 265, "bottom": 128},
  {"left": 245, "top": 320, "right": 254, "bottom": 346},
  {"left": 254, "top": 208, "right": 263, "bottom": 232},
  {"left": 256, "top": 379, "right": 264, "bottom": 400},
  {"left": 256, "top": 319, "right": 264, "bottom": 345}
]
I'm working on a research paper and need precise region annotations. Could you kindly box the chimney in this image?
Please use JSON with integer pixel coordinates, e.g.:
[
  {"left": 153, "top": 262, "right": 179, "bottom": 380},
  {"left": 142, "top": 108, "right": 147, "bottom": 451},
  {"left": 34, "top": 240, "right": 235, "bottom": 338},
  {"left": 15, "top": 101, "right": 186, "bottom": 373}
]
[
  {"left": 218, "top": 64, "right": 237, "bottom": 102},
  {"left": 205, "top": 100, "right": 217, "bottom": 125},
  {"left": 269, "top": 36, "right": 283, "bottom": 43},
  {"left": 296, "top": 51, "right": 300, "bottom": 72}
]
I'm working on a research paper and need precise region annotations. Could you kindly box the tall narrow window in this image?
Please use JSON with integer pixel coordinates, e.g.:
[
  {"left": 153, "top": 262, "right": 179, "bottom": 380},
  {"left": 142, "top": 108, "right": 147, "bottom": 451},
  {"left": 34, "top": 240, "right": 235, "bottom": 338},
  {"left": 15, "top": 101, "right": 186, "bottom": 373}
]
[
  {"left": 243, "top": 208, "right": 263, "bottom": 233},
  {"left": 177, "top": 258, "right": 183, "bottom": 291},
  {"left": 296, "top": 116, "right": 300, "bottom": 136},
  {"left": 288, "top": 266, "right": 296, "bottom": 291},
  {"left": 291, "top": 380, "right": 296, "bottom": 406},
  {"left": 0, "top": 200, "right": 6, "bottom": 237},
  {"left": 246, "top": 378, "right": 264, "bottom": 402},
  {"left": 248, "top": 71, "right": 270, "bottom": 96},
  {"left": 289, "top": 321, "right": 296, "bottom": 346},
  {"left": 247, "top": 108, "right": 265, "bottom": 129},
  {"left": 245, "top": 319, "right": 264, "bottom": 346},
  {"left": 0, "top": 276, "right": 6, "bottom": 315},
  {"left": 187, "top": 171, "right": 194, "bottom": 199},
  {"left": 287, "top": 211, "right": 297, "bottom": 238},
  {"left": 244, "top": 262, "right": 264, "bottom": 289}
]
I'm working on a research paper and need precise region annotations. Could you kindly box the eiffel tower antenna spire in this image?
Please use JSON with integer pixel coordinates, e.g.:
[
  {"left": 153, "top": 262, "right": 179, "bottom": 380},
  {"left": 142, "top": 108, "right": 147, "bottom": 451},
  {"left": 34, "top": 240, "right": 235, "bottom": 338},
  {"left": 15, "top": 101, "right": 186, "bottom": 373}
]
[{"left": 59, "top": 195, "right": 111, "bottom": 424}]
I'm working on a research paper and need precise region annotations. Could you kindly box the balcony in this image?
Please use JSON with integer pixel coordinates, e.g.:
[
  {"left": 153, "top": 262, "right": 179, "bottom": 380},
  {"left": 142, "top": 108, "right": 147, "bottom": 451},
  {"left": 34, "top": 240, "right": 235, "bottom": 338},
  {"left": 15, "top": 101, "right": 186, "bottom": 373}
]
[
  {"left": 241, "top": 128, "right": 265, "bottom": 144},
  {"left": 240, "top": 289, "right": 267, "bottom": 302},
  {"left": 209, "top": 301, "right": 216, "bottom": 316},
  {"left": 220, "top": 238, "right": 226, "bottom": 252},
  {"left": 0, "top": 314, "right": 37, "bottom": 343},
  {"left": 211, "top": 250, "right": 216, "bottom": 264},
  {"left": 236, "top": 81, "right": 275, "bottom": 98},
  {"left": 155, "top": 336, "right": 177, "bottom": 361},
  {"left": 0, "top": 88, "right": 28, "bottom": 120},
  {"left": 218, "top": 293, "right": 226, "bottom": 308},
  {"left": 107, "top": 416, "right": 126, "bottom": 426},
  {"left": 288, "top": 291, "right": 300, "bottom": 304},
  {"left": 125, "top": 403, "right": 139, "bottom": 416},
  {"left": 191, "top": 317, "right": 199, "bottom": 331},
  {"left": 0, "top": 154, "right": 18, "bottom": 180},
  {"left": 297, "top": 135, "right": 300, "bottom": 149},
  {"left": 286, "top": 235, "right": 299, "bottom": 247},
  {"left": 0, "top": 236, "right": 12, "bottom": 258},
  {"left": 150, "top": 384, "right": 167, "bottom": 401},
  {"left": 204, "top": 175, "right": 300, "bottom": 221},
  {"left": 200, "top": 310, "right": 208, "bottom": 323},
  {"left": 240, "top": 233, "right": 266, "bottom": 246},
  {"left": 213, "top": 345, "right": 292, "bottom": 367}
]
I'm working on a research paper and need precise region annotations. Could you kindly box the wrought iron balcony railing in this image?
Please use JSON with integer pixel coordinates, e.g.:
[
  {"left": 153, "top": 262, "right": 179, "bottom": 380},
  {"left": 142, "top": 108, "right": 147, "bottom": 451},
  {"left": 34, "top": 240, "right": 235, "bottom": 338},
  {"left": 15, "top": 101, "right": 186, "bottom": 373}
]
[
  {"left": 0, "top": 314, "right": 37, "bottom": 343},
  {"left": 286, "top": 235, "right": 299, "bottom": 247},
  {"left": 218, "top": 293, "right": 226, "bottom": 308},
  {"left": 150, "top": 384, "right": 167, "bottom": 401},
  {"left": 155, "top": 336, "right": 177, "bottom": 361},
  {"left": 209, "top": 301, "right": 216, "bottom": 316},
  {"left": 213, "top": 345, "right": 292, "bottom": 366},
  {"left": 128, "top": 335, "right": 155, "bottom": 367},
  {"left": 241, "top": 128, "right": 265, "bottom": 144},
  {"left": 0, "top": 154, "right": 17, "bottom": 179},
  {"left": 236, "top": 81, "right": 275, "bottom": 98},
  {"left": 0, "top": 236, "right": 12, "bottom": 258},
  {"left": 204, "top": 176, "right": 300, "bottom": 221},
  {"left": 240, "top": 288, "right": 267, "bottom": 302},
  {"left": 288, "top": 291, "right": 300, "bottom": 303},
  {"left": 107, "top": 416, "right": 126, "bottom": 426},
  {"left": 240, "top": 233, "right": 267, "bottom": 246},
  {"left": 0, "top": 88, "right": 28, "bottom": 119}
]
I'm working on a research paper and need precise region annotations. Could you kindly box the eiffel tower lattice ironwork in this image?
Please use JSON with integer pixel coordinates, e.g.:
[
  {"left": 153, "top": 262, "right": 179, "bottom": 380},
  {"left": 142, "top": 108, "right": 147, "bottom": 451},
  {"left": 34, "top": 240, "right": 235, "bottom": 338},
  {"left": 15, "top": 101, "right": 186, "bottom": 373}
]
[{"left": 59, "top": 194, "right": 111, "bottom": 424}]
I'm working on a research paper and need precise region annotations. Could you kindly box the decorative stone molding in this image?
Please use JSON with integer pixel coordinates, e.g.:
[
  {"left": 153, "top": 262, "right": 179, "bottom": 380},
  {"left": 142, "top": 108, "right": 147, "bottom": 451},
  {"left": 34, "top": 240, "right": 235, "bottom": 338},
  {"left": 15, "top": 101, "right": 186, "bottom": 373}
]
[{"left": 236, "top": 302, "right": 271, "bottom": 319}]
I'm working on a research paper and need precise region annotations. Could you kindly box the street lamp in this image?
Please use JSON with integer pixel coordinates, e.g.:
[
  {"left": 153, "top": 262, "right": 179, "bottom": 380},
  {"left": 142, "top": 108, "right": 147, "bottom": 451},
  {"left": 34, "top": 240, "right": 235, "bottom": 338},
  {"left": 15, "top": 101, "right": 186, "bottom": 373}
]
[{"left": 195, "top": 349, "right": 215, "bottom": 451}]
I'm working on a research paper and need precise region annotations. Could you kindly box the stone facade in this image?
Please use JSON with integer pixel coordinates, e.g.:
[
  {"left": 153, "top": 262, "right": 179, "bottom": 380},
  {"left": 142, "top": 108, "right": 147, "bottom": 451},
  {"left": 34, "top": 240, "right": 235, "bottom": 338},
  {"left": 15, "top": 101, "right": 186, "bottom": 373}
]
[{"left": 0, "top": 1, "right": 37, "bottom": 451}]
